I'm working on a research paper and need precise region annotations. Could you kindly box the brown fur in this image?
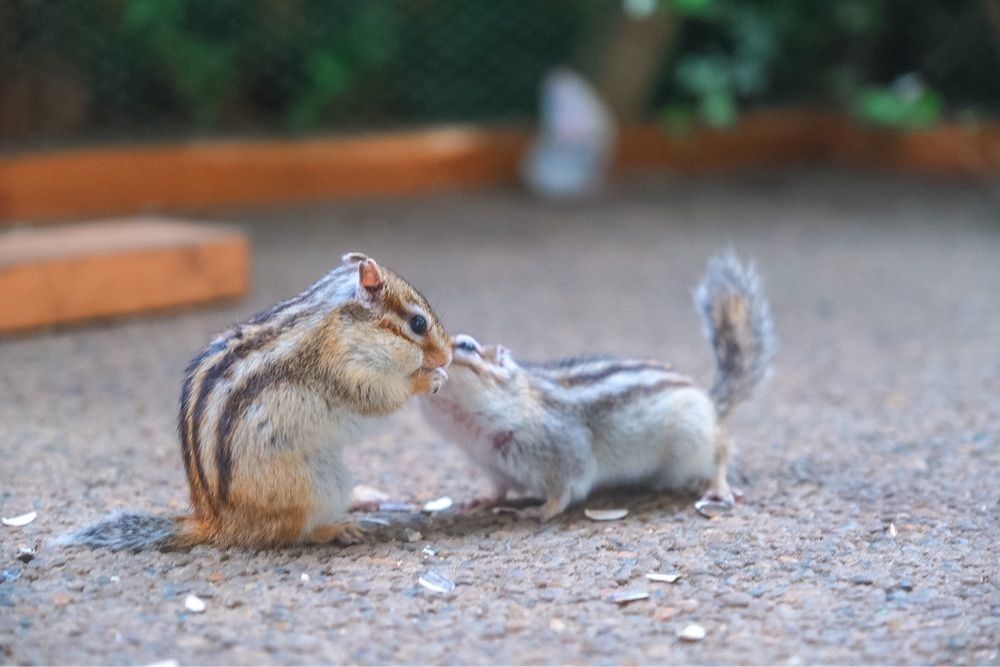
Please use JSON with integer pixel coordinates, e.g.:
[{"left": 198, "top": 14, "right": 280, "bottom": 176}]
[
  {"left": 63, "top": 254, "right": 451, "bottom": 553},
  {"left": 179, "top": 260, "right": 449, "bottom": 548}
]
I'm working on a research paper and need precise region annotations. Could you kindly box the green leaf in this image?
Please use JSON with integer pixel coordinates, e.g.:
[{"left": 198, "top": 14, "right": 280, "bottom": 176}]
[
  {"left": 700, "top": 88, "right": 738, "bottom": 128},
  {"left": 662, "top": 103, "right": 696, "bottom": 137},
  {"left": 669, "top": 0, "right": 714, "bottom": 17},
  {"left": 907, "top": 89, "right": 942, "bottom": 130}
]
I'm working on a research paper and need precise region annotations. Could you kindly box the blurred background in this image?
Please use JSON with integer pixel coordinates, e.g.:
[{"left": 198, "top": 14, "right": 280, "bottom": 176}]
[{"left": 1, "top": 0, "right": 999, "bottom": 149}]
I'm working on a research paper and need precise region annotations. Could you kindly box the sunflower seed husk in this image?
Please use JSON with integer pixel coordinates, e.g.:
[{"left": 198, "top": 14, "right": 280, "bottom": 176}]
[
  {"left": 418, "top": 571, "right": 455, "bottom": 594},
  {"left": 184, "top": 594, "right": 206, "bottom": 613},
  {"left": 422, "top": 497, "right": 454, "bottom": 513},
  {"left": 2, "top": 512, "right": 37, "bottom": 528},
  {"left": 379, "top": 502, "right": 417, "bottom": 513},
  {"left": 359, "top": 516, "right": 390, "bottom": 526},
  {"left": 694, "top": 498, "right": 732, "bottom": 518},
  {"left": 679, "top": 623, "right": 706, "bottom": 641},
  {"left": 646, "top": 572, "right": 681, "bottom": 583},
  {"left": 15, "top": 546, "right": 36, "bottom": 563},
  {"left": 608, "top": 590, "right": 649, "bottom": 605},
  {"left": 584, "top": 508, "right": 628, "bottom": 521}
]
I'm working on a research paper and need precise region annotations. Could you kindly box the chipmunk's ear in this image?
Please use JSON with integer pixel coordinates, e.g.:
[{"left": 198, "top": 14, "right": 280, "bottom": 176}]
[
  {"left": 356, "top": 257, "right": 384, "bottom": 302},
  {"left": 342, "top": 252, "right": 369, "bottom": 265}
]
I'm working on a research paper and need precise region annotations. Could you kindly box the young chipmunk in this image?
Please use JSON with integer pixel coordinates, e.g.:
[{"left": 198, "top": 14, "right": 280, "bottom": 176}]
[
  {"left": 58, "top": 253, "right": 451, "bottom": 550},
  {"left": 420, "top": 251, "right": 775, "bottom": 520}
]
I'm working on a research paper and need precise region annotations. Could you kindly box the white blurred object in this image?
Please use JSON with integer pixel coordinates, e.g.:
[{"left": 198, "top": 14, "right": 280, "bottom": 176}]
[{"left": 522, "top": 68, "right": 617, "bottom": 199}]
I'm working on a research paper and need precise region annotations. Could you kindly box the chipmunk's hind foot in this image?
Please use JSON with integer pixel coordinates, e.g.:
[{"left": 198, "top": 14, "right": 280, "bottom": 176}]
[{"left": 311, "top": 521, "right": 366, "bottom": 546}]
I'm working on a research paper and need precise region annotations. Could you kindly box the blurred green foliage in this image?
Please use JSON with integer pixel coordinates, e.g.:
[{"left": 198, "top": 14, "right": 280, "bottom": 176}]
[
  {"left": 657, "top": 0, "right": 998, "bottom": 131},
  {"left": 0, "top": 0, "right": 997, "bottom": 147}
]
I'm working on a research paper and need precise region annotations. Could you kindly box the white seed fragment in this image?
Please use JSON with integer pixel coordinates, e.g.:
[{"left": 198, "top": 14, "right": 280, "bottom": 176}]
[
  {"left": 2, "top": 511, "right": 37, "bottom": 527},
  {"left": 184, "top": 594, "right": 206, "bottom": 613},
  {"left": 608, "top": 590, "right": 649, "bottom": 605},
  {"left": 110, "top": 576, "right": 120, "bottom": 583},
  {"left": 418, "top": 571, "right": 455, "bottom": 594},
  {"left": 646, "top": 572, "right": 682, "bottom": 583},
  {"left": 679, "top": 623, "right": 706, "bottom": 641},
  {"left": 421, "top": 545, "right": 437, "bottom": 557},
  {"left": 300, "top": 573, "right": 310, "bottom": 583},
  {"left": 584, "top": 508, "right": 628, "bottom": 521},
  {"left": 423, "top": 496, "right": 454, "bottom": 513},
  {"left": 887, "top": 522, "right": 897, "bottom": 538},
  {"left": 549, "top": 618, "right": 566, "bottom": 632}
]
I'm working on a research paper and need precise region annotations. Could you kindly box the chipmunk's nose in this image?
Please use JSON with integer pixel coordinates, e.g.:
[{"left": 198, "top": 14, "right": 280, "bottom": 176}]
[{"left": 425, "top": 343, "right": 452, "bottom": 370}]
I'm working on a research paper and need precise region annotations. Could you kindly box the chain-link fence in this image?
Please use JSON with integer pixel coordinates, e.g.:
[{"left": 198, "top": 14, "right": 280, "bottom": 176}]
[{"left": 2, "top": 0, "right": 999, "bottom": 152}]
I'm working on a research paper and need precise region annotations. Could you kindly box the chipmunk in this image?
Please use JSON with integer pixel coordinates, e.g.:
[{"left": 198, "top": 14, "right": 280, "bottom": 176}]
[
  {"left": 420, "top": 250, "right": 775, "bottom": 520},
  {"left": 57, "top": 253, "right": 451, "bottom": 550}
]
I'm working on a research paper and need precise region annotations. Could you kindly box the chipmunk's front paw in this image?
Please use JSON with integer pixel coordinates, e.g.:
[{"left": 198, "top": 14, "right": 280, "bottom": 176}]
[{"left": 429, "top": 367, "right": 448, "bottom": 394}]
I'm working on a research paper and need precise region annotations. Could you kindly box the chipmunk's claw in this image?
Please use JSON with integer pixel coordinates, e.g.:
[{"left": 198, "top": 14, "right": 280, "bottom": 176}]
[
  {"left": 311, "top": 521, "right": 367, "bottom": 546},
  {"left": 429, "top": 367, "right": 448, "bottom": 394}
]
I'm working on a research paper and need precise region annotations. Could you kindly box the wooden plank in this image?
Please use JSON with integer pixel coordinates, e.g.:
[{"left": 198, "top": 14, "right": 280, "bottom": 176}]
[
  {"left": 829, "top": 118, "right": 1000, "bottom": 176},
  {"left": 2, "top": 111, "right": 997, "bottom": 224},
  {"left": 0, "top": 218, "right": 249, "bottom": 333},
  {"left": 0, "top": 127, "right": 531, "bottom": 223},
  {"left": 617, "top": 109, "right": 831, "bottom": 171}
]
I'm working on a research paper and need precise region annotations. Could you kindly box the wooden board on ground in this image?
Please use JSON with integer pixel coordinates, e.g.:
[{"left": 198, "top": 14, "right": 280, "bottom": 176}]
[{"left": 0, "top": 218, "right": 249, "bottom": 334}]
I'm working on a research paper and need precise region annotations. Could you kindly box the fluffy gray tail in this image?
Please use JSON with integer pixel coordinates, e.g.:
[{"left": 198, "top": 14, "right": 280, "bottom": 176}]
[
  {"left": 52, "top": 510, "right": 178, "bottom": 552},
  {"left": 694, "top": 249, "right": 776, "bottom": 420}
]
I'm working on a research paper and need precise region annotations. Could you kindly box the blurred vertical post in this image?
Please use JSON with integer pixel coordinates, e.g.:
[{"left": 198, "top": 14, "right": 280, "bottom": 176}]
[
  {"left": 983, "top": 0, "right": 1000, "bottom": 43},
  {"left": 591, "top": 0, "right": 677, "bottom": 121}
]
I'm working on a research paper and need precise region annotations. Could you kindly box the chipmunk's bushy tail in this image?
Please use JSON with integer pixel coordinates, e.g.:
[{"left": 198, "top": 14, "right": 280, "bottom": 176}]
[
  {"left": 52, "top": 510, "right": 205, "bottom": 552},
  {"left": 694, "top": 249, "right": 776, "bottom": 420}
]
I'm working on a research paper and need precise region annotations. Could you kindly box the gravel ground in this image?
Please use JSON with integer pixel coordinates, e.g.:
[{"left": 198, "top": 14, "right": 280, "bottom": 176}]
[{"left": 1, "top": 169, "right": 998, "bottom": 665}]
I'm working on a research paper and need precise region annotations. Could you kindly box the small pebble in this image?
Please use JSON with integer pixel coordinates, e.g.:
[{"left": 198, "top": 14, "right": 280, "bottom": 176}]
[
  {"left": 405, "top": 529, "right": 423, "bottom": 543},
  {"left": 679, "top": 623, "right": 706, "bottom": 641},
  {"left": 15, "top": 547, "right": 35, "bottom": 563},
  {"left": 646, "top": 572, "right": 682, "bottom": 583},
  {"left": 584, "top": 508, "right": 628, "bottom": 521}
]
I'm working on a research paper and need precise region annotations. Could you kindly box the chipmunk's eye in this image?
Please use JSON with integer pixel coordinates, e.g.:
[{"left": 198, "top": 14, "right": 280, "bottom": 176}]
[{"left": 409, "top": 314, "right": 428, "bottom": 336}]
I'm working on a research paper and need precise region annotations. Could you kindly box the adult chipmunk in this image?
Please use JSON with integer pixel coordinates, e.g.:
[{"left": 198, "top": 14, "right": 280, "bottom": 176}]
[
  {"left": 58, "top": 253, "right": 451, "bottom": 550},
  {"left": 420, "top": 250, "right": 775, "bottom": 520}
]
